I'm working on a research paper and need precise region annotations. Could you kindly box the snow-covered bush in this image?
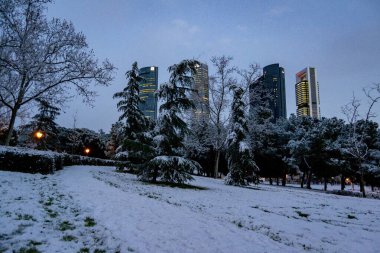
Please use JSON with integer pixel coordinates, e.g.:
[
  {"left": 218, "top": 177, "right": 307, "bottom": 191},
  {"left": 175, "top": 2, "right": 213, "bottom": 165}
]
[
  {"left": 0, "top": 145, "right": 63, "bottom": 174},
  {"left": 140, "top": 156, "right": 201, "bottom": 184}
]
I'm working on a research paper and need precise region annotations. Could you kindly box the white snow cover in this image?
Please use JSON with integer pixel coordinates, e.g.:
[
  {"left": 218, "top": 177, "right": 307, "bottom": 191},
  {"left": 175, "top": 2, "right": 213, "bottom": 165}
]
[
  {"left": 239, "top": 141, "right": 250, "bottom": 152},
  {"left": 1, "top": 166, "right": 380, "bottom": 252}
]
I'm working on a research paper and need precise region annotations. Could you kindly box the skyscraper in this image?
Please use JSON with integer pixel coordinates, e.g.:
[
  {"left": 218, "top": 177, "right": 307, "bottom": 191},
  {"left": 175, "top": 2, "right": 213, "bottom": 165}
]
[
  {"left": 249, "top": 63, "right": 287, "bottom": 121},
  {"left": 192, "top": 62, "right": 210, "bottom": 120},
  {"left": 295, "top": 67, "right": 320, "bottom": 119},
  {"left": 139, "top": 66, "right": 158, "bottom": 120}
]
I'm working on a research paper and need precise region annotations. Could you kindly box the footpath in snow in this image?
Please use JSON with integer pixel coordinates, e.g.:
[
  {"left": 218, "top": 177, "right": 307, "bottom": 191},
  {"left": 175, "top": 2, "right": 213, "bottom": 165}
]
[{"left": 1, "top": 165, "right": 380, "bottom": 253}]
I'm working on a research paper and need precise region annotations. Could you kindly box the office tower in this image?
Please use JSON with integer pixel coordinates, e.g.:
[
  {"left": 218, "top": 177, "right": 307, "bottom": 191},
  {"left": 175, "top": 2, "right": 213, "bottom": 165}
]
[
  {"left": 263, "top": 64, "right": 287, "bottom": 120},
  {"left": 192, "top": 62, "right": 210, "bottom": 120},
  {"left": 139, "top": 66, "right": 158, "bottom": 120},
  {"left": 295, "top": 67, "right": 321, "bottom": 119},
  {"left": 249, "top": 63, "right": 287, "bottom": 121}
]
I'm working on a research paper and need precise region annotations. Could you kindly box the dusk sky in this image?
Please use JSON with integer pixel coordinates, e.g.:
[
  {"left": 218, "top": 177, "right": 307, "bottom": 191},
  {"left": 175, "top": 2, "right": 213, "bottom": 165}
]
[{"left": 46, "top": 0, "right": 380, "bottom": 132}]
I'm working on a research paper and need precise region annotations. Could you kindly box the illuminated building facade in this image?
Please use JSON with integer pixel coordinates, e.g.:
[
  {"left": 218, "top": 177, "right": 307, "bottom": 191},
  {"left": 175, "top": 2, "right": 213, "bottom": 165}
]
[
  {"left": 192, "top": 62, "right": 210, "bottom": 120},
  {"left": 249, "top": 63, "right": 287, "bottom": 121},
  {"left": 139, "top": 66, "right": 158, "bottom": 120},
  {"left": 295, "top": 67, "right": 320, "bottom": 119}
]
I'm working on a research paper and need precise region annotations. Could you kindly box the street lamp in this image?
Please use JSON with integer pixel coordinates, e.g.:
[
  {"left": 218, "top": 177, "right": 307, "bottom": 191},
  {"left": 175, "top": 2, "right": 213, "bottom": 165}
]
[
  {"left": 84, "top": 147, "right": 91, "bottom": 156},
  {"left": 34, "top": 130, "right": 44, "bottom": 140}
]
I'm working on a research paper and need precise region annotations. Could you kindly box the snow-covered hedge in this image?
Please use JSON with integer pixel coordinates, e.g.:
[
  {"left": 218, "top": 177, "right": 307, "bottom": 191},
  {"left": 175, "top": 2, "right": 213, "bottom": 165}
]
[
  {"left": 329, "top": 190, "right": 380, "bottom": 200},
  {"left": 62, "top": 154, "right": 116, "bottom": 167},
  {"left": 0, "top": 146, "right": 63, "bottom": 174},
  {"left": 0, "top": 145, "right": 125, "bottom": 174}
]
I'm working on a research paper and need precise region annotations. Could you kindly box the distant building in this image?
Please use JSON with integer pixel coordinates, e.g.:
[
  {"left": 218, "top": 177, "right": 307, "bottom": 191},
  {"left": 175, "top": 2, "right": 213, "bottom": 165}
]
[
  {"left": 192, "top": 62, "right": 210, "bottom": 120},
  {"left": 139, "top": 66, "right": 158, "bottom": 120},
  {"left": 295, "top": 67, "right": 320, "bottom": 119},
  {"left": 249, "top": 63, "right": 287, "bottom": 121}
]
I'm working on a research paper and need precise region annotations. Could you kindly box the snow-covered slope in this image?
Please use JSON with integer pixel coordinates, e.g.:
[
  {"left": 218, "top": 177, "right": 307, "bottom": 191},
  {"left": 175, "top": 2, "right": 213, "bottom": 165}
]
[{"left": 1, "top": 166, "right": 379, "bottom": 252}]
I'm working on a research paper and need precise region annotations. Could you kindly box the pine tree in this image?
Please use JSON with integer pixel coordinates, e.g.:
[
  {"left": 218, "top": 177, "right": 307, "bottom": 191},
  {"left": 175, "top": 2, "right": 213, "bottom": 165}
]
[
  {"left": 113, "top": 62, "right": 154, "bottom": 169},
  {"left": 225, "top": 85, "right": 258, "bottom": 185},
  {"left": 27, "top": 99, "right": 60, "bottom": 150},
  {"left": 140, "top": 60, "right": 202, "bottom": 184}
]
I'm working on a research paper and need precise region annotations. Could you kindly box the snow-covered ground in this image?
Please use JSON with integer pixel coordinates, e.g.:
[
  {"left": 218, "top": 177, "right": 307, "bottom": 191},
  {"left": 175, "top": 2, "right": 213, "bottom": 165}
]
[{"left": 1, "top": 166, "right": 379, "bottom": 253}]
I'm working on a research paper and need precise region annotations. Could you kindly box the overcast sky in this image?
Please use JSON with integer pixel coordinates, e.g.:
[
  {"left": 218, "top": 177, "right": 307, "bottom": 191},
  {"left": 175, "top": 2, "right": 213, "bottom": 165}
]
[{"left": 46, "top": 0, "right": 380, "bottom": 132}]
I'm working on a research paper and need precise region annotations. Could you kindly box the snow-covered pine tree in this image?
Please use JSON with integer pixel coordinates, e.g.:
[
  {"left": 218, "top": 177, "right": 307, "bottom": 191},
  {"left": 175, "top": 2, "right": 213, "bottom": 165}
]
[
  {"left": 26, "top": 99, "right": 60, "bottom": 150},
  {"left": 140, "top": 59, "right": 202, "bottom": 184},
  {"left": 113, "top": 62, "right": 154, "bottom": 169},
  {"left": 225, "top": 85, "right": 258, "bottom": 185},
  {"left": 184, "top": 116, "right": 211, "bottom": 176},
  {"left": 105, "top": 121, "right": 125, "bottom": 158}
]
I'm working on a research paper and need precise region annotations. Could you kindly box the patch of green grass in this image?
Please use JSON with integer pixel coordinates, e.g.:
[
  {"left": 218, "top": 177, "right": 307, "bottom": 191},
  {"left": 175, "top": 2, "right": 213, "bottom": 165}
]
[
  {"left": 28, "top": 241, "right": 43, "bottom": 246},
  {"left": 15, "top": 214, "right": 36, "bottom": 221},
  {"left": 78, "top": 248, "right": 89, "bottom": 253},
  {"left": 14, "top": 197, "right": 22, "bottom": 201},
  {"left": 62, "top": 235, "right": 77, "bottom": 241},
  {"left": 59, "top": 221, "right": 75, "bottom": 231},
  {"left": 295, "top": 211, "right": 310, "bottom": 218},
  {"left": 303, "top": 244, "right": 312, "bottom": 250},
  {"left": 94, "top": 249, "right": 106, "bottom": 253},
  {"left": 84, "top": 217, "right": 96, "bottom": 227},
  {"left": 44, "top": 208, "right": 58, "bottom": 218},
  {"left": 14, "top": 247, "right": 41, "bottom": 253},
  {"left": 44, "top": 197, "right": 54, "bottom": 206},
  {"left": 146, "top": 181, "right": 208, "bottom": 190},
  {"left": 233, "top": 220, "right": 243, "bottom": 228},
  {"left": 347, "top": 214, "right": 357, "bottom": 220}
]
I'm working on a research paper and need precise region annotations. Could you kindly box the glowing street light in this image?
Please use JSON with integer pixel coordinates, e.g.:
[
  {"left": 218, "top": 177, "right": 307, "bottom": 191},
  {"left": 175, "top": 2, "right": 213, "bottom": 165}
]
[
  {"left": 84, "top": 148, "right": 91, "bottom": 156},
  {"left": 34, "top": 130, "right": 44, "bottom": 140}
]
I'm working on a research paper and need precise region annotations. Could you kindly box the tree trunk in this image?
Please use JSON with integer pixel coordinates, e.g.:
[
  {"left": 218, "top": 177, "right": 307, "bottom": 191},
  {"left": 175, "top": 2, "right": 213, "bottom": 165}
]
[
  {"left": 281, "top": 172, "right": 286, "bottom": 186},
  {"left": 324, "top": 177, "right": 327, "bottom": 191},
  {"left": 360, "top": 172, "right": 366, "bottom": 198},
  {"left": 276, "top": 177, "right": 279, "bottom": 186},
  {"left": 4, "top": 107, "right": 19, "bottom": 146},
  {"left": 269, "top": 177, "right": 273, "bottom": 185},
  {"left": 152, "top": 167, "right": 158, "bottom": 183},
  {"left": 214, "top": 150, "right": 220, "bottom": 179},
  {"left": 306, "top": 170, "right": 312, "bottom": 189},
  {"left": 301, "top": 172, "right": 305, "bottom": 188},
  {"left": 371, "top": 185, "right": 374, "bottom": 192},
  {"left": 340, "top": 175, "right": 345, "bottom": 191}
]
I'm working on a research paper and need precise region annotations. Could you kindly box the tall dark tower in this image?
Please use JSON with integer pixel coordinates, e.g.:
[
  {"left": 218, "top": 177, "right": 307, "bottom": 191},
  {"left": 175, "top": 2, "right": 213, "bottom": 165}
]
[
  {"left": 250, "top": 64, "right": 287, "bottom": 121},
  {"left": 262, "top": 64, "right": 287, "bottom": 120},
  {"left": 139, "top": 66, "right": 158, "bottom": 120}
]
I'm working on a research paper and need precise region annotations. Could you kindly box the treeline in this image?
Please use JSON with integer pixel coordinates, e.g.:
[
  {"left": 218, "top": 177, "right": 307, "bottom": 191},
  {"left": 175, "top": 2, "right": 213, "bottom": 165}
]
[{"left": 108, "top": 58, "right": 380, "bottom": 198}]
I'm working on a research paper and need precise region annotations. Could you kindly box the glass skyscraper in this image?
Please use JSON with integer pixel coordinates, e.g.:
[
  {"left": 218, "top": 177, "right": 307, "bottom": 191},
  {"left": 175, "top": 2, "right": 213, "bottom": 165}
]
[
  {"left": 191, "top": 62, "right": 210, "bottom": 120},
  {"left": 250, "top": 63, "right": 287, "bottom": 121},
  {"left": 295, "top": 67, "right": 320, "bottom": 119},
  {"left": 139, "top": 66, "right": 158, "bottom": 120}
]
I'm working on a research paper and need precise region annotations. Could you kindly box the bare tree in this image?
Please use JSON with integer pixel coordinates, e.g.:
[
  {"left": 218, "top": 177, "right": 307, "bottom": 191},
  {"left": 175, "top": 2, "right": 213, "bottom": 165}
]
[
  {"left": 0, "top": 0, "right": 115, "bottom": 145},
  {"left": 208, "top": 56, "right": 236, "bottom": 178},
  {"left": 342, "top": 83, "right": 380, "bottom": 197},
  {"left": 237, "top": 63, "right": 260, "bottom": 107}
]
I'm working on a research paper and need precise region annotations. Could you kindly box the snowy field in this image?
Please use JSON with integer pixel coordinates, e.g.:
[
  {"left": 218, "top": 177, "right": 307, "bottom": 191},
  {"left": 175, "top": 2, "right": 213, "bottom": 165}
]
[{"left": 1, "top": 166, "right": 380, "bottom": 253}]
